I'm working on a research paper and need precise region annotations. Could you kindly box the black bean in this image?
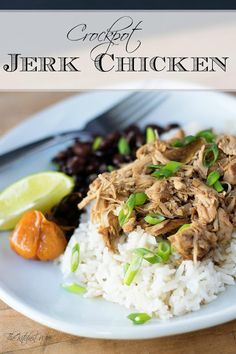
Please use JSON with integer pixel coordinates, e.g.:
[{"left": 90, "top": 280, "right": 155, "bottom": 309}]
[
  {"left": 113, "top": 153, "right": 125, "bottom": 166},
  {"left": 66, "top": 147, "right": 74, "bottom": 157},
  {"left": 73, "top": 142, "right": 91, "bottom": 156},
  {"left": 93, "top": 150, "right": 104, "bottom": 158},
  {"left": 124, "top": 124, "right": 141, "bottom": 134},
  {"left": 67, "top": 156, "right": 85, "bottom": 174},
  {"left": 136, "top": 133, "right": 145, "bottom": 147},
  {"left": 88, "top": 174, "right": 97, "bottom": 183},
  {"left": 131, "top": 151, "right": 137, "bottom": 160},
  {"left": 100, "top": 134, "right": 120, "bottom": 150},
  {"left": 165, "top": 123, "right": 180, "bottom": 131},
  {"left": 124, "top": 130, "right": 137, "bottom": 144},
  {"left": 86, "top": 161, "right": 99, "bottom": 174},
  {"left": 107, "top": 131, "right": 121, "bottom": 142},
  {"left": 124, "top": 155, "right": 132, "bottom": 163},
  {"left": 98, "top": 163, "right": 108, "bottom": 173},
  {"left": 61, "top": 165, "right": 70, "bottom": 175},
  {"left": 54, "top": 150, "right": 68, "bottom": 161}
]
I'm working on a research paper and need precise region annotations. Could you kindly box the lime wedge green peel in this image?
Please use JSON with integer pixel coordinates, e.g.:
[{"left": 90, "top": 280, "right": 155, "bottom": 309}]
[{"left": 0, "top": 171, "right": 74, "bottom": 230}]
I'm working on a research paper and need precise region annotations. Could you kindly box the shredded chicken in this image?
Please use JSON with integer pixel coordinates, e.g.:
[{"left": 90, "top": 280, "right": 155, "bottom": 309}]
[
  {"left": 168, "top": 221, "right": 217, "bottom": 260},
  {"left": 217, "top": 135, "right": 236, "bottom": 156},
  {"left": 223, "top": 158, "right": 236, "bottom": 185},
  {"left": 79, "top": 131, "right": 236, "bottom": 260}
]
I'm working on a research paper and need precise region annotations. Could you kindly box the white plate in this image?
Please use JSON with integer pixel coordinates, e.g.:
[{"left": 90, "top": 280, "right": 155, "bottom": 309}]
[{"left": 1, "top": 87, "right": 236, "bottom": 339}]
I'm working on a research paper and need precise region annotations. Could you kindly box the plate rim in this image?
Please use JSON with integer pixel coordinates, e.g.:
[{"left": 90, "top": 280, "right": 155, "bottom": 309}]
[{"left": 0, "top": 281, "right": 236, "bottom": 340}]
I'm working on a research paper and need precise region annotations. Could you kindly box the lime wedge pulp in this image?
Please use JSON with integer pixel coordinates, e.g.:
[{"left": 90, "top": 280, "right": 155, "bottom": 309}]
[{"left": 0, "top": 172, "right": 74, "bottom": 230}]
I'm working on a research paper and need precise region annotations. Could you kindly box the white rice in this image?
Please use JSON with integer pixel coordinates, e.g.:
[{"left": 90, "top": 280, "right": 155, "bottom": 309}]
[{"left": 60, "top": 220, "right": 236, "bottom": 320}]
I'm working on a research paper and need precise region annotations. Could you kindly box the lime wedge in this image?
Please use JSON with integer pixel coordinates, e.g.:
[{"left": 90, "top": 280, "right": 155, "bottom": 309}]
[{"left": 0, "top": 172, "right": 74, "bottom": 230}]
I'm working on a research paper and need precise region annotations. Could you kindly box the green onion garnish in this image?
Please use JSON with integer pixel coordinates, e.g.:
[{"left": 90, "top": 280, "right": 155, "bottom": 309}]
[
  {"left": 213, "top": 180, "right": 224, "bottom": 193},
  {"left": 134, "top": 192, "right": 147, "bottom": 206},
  {"left": 118, "top": 194, "right": 136, "bottom": 227},
  {"left": 71, "top": 243, "right": 80, "bottom": 273},
  {"left": 152, "top": 169, "right": 173, "bottom": 179},
  {"left": 149, "top": 164, "right": 163, "bottom": 169},
  {"left": 127, "top": 312, "right": 151, "bottom": 325},
  {"left": 206, "top": 170, "right": 224, "bottom": 192},
  {"left": 118, "top": 137, "right": 130, "bottom": 155},
  {"left": 151, "top": 161, "right": 182, "bottom": 180},
  {"left": 146, "top": 127, "right": 156, "bottom": 144},
  {"left": 134, "top": 248, "right": 163, "bottom": 264},
  {"left": 203, "top": 143, "right": 219, "bottom": 168},
  {"left": 62, "top": 282, "right": 86, "bottom": 294},
  {"left": 107, "top": 165, "right": 115, "bottom": 172},
  {"left": 123, "top": 254, "right": 143, "bottom": 286},
  {"left": 164, "top": 161, "right": 183, "bottom": 172},
  {"left": 119, "top": 193, "right": 147, "bottom": 226},
  {"left": 144, "top": 214, "right": 166, "bottom": 225},
  {"left": 196, "top": 129, "right": 216, "bottom": 143},
  {"left": 178, "top": 224, "right": 191, "bottom": 232},
  {"left": 207, "top": 171, "right": 220, "bottom": 186},
  {"left": 124, "top": 262, "right": 130, "bottom": 274},
  {"left": 92, "top": 136, "right": 103, "bottom": 151},
  {"left": 171, "top": 135, "right": 197, "bottom": 148},
  {"left": 171, "top": 129, "right": 216, "bottom": 148},
  {"left": 157, "top": 241, "right": 171, "bottom": 262},
  {"left": 125, "top": 244, "right": 172, "bottom": 286},
  {"left": 134, "top": 248, "right": 153, "bottom": 257}
]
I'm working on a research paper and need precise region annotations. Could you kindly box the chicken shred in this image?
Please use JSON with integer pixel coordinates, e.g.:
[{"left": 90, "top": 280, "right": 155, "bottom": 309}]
[{"left": 78, "top": 131, "right": 236, "bottom": 261}]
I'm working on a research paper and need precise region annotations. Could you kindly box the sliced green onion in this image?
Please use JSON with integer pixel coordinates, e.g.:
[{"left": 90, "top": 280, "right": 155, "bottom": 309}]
[
  {"left": 71, "top": 243, "right": 80, "bottom": 273},
  {"left": 119, "top": 193, "right": 147, "bottom": 226},
  {"left": 206, "top": 170, "right": 224, "bottom": 192},
  {"left": 196, "top": 129, "right": 216, "bottom": 143},
  {"left": 184, "top": 135, "right": 198, "bottom": 145},
  {"left": 151, "top": 161, "right": 182, "bottom": 180},
  {"left": 144, "top": 253, "right": 163, "bottom": 264},
  {"left": 124, "top": 262, "right": 130, "bottom": 274},
  {"left": 148, "top": 164, "right": 163, "bottom": 170},
  {"left": 144, "top": 214, "right": 166, "bottom": 225},
  {"left": 134, "top": 192, "right": 147, "bottom": 206},
  {"left": 165, "top": 161, "right": 182, "bottom": 173},
  {"left": 171, "top": 130, "right": 216, "bottom": 148},
  {"left": 207, "top": 171, "right": 220, "bottom": 186},
  {"left": 118, "top": 137, "right": 130, "bottom": 155},
  {"left": 107, "top": 165, "right": 115, "bottom": 172},
  {"left": 118, "top": 194, "right": 136, "bottom": 227},
  {"left": 151, "top": 169, "right": 172, "bottom": 179},
  {"left": 62, "top": 282, "right": 86, "bottom": 294},
  {"left": 157, "top": 241, "right": 171, "bottom": 262},
  {"left": 133, "top": 248, "right": 153, "bottom": 257},
  {"left": 92, "top": 136, "right": 103, "bottom": 151},
  {"left": 203, "top": 143, "right": 219, "bottom": 168},
  {"left": 127, "top": 312, "right": 151, "bottom": 325},
  {"left": 118, "top": 208, "right": 129, "bottom": 227},
  {"left": 213, "top": 180, "right": 224, "bottom": 193},
  {"left": 134, "top": 248, "right": 162, "bottom": 264},
  {"left": 123, "top": 254, "right": 143, "bottom": 286},
  {"left": 146, "top": 127, "right": 156, "bottom": 144},
  {"left": 171, "top": 139, "right": 184, "bottom": 148},
  {"left": 171, "top": 135, "right": 197, "bottom": 148},
  {"left": 178, "top": 224, "right": 191, "bottom": 232}
]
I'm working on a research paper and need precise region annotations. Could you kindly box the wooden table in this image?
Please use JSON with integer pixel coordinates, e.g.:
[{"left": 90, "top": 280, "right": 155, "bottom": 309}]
[{"left": 0, "top": 92, "right": 236, "bottom": 354}]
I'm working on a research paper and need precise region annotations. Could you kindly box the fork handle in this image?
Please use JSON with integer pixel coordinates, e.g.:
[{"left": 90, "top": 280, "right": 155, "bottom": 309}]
[{"left": 0, "top": 130, "right": 91, "bottom": 168}]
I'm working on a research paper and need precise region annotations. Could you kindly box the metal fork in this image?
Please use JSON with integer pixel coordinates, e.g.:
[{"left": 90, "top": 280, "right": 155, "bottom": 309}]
[{"left": 0, "top": 92, "right": 168, "bottom": 167}]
